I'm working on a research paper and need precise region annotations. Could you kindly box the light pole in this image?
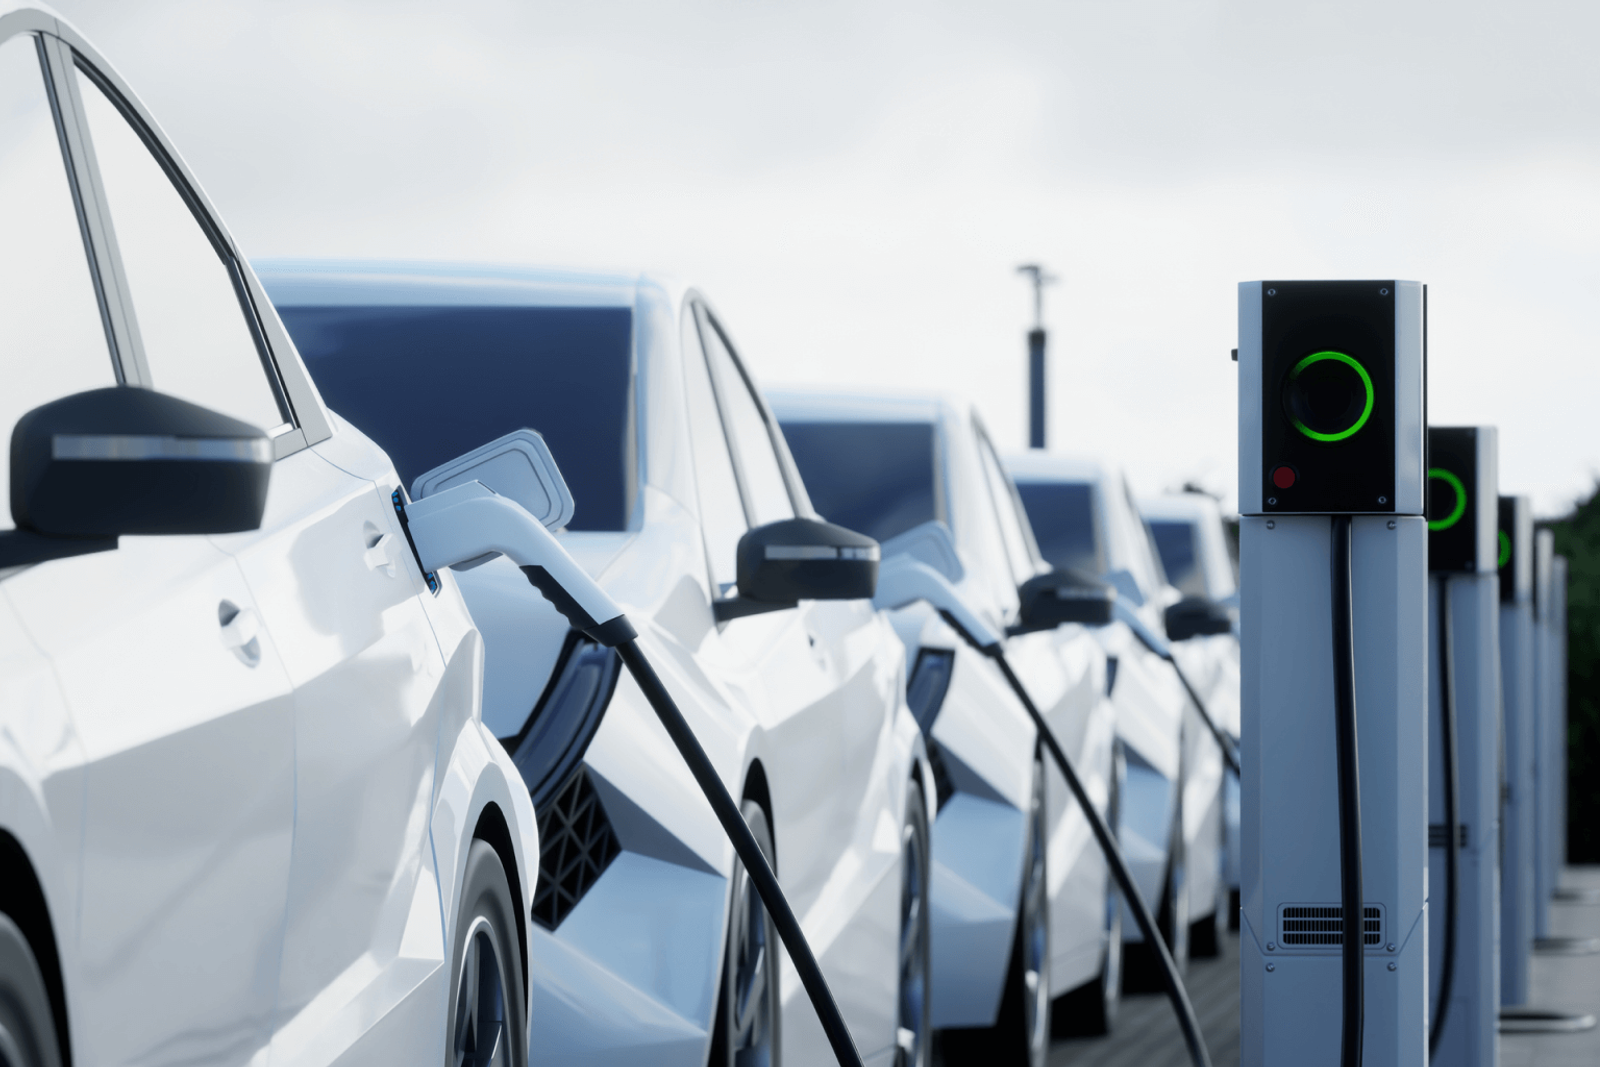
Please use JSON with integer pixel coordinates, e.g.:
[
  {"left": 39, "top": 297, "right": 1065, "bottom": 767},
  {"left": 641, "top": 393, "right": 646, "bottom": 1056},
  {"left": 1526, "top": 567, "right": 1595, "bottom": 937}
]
[{"left": 1017, "top": 264, "right": 1056, "bottom": 449}]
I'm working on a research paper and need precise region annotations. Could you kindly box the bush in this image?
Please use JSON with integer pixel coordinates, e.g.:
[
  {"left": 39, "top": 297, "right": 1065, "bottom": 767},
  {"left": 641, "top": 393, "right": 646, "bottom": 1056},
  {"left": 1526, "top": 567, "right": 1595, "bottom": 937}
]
[{"left": 1546, "top": 485, "right": 1600, "bottom": 863}]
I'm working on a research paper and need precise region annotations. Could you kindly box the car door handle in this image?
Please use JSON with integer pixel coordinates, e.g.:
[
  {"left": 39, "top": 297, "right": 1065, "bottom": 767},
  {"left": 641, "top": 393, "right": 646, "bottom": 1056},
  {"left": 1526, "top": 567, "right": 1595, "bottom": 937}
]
[
  {"left": 363, "top": 532, "right": 398, "bottom": 578},
  {"left": 218, "top": 601, "right": 262, "bottom": 666}
]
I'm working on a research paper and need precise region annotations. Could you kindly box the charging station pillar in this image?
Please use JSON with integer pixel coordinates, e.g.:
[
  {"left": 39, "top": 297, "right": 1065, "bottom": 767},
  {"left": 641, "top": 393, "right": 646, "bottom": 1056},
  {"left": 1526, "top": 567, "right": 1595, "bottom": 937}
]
[
  {"left": 1425, "top": 426, "right": 1500, "bottom": 1065},
  {"left": 1532, "top": 529, "right": 1557, "bottom": 936},
  {"left": 1238, "top": 280, "right": 1428, "bottom": 1067},
  {"left": 1497, "top": 495, "right": 1535, "bottom": 1005},
  {"left": 1551, "top": 554, "right": 1568, "bottom": 882}
]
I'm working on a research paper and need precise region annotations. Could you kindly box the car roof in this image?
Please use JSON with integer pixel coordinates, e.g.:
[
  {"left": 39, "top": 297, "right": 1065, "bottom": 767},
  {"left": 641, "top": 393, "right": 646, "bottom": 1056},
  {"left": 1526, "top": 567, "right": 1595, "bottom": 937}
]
[
  {"left": 1002, "top": 450, "right": 1114, "bottom": 486},
  {"left": 1140, "top": 493, "right": 1224, "bottom": 524},
  {"left": 254, "top": 259, "right": 684, "bottom": 310},
  {"left": 765, "top": 387, "right": 951, "bottom": 425}
]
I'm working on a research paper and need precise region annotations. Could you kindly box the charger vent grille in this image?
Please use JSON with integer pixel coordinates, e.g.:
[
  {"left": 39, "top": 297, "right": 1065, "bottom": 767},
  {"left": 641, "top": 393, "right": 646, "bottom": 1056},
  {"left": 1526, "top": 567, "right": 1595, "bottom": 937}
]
[{"left": 1279, "top": 903, "right": 1384, "bottom": 947}]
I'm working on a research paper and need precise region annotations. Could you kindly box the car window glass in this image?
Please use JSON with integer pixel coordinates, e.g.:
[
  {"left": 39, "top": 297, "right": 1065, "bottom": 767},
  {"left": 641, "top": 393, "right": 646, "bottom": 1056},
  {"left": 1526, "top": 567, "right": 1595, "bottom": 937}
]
[
  {"left": 0, "top": 37, "right": 117, "bottom": 530},
  {"left": 681, "top": 307, "right": 746, "bottom": 593},
  {"left": 1015, "top": 481, "right": 1104, "bottom": 576},
  {"left": 1150, "top": 520, "right": 1205, "bottom": 597},
  {"left": 77, "top": 69, "right": 283, "bottom": 433},
  {"left": 780, "top": 420, "right": 937, "bottom": 543},
  {"left": 700, "top": 313, "right": 793, "bottom": 526},
  {"left": 279, "top": 304, "right": 634, "bottom": 531},
  {"left": 975, "top": 430, "right": 1037, "bottom": 587}
]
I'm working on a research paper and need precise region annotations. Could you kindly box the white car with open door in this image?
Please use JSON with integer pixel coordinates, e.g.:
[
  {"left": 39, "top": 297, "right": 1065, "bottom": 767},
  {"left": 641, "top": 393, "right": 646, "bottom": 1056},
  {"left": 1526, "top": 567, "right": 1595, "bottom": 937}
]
[
  {"left": 1004, "top": 453, "right": 1229, "bottom": 981},
  {"left": 256, "top": 261, "right": 931, "bottom": 1067},
  {"left": 0, "top": 9, "right": 536, "bottom": 1067},
  {"left": 1140, "top": 491, "right": 1241, "bottom": 926},
  {"left": 769, "top": 390, "right": 1120, "bottom": 1063}
]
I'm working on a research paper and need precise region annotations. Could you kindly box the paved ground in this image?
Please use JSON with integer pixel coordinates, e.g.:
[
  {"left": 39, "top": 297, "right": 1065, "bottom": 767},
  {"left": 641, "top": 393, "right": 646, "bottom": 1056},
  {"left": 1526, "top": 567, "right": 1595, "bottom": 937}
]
[
  {"left": 1502, "top": 865, "right": 1600, "bottom": 1067},
  {"left": 1049, "top": 931, "right": 1240, "bottom": 1067},
  {"left": 1045, "top": 865, "right": 1600, "bottom": 1066}
]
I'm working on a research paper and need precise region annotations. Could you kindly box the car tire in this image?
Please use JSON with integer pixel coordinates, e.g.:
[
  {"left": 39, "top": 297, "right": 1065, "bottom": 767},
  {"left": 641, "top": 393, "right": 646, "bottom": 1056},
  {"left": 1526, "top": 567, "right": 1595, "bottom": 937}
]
[
  {"left": 941, "top": 755, "right": 1049, "bottom": 1067},
  {"left": 708, "top": 800, "right": 780, "bottom": 1067},
  {"left": 1124, "top": 779, "right": 1188, "bottom": 992},
  {"left": 448, "top": 841, "right": 528, "bottom": 1067},
  {"left": 1053, "top": 742, "right": 1123, "bottom": 1038},
  {"left": 0, "top": 914, "right": 61, "bottom": 1067},
  {"left": 897, "top": 776, "right": 932, "bottom": 1067}
]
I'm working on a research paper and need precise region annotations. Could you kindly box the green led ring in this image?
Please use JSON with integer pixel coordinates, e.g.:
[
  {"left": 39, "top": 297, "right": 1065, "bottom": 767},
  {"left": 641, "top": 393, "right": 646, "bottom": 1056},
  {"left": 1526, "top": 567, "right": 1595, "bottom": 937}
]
[
  {"left": 1427, "top": 469, "right": 1467, "bottom": 531},
  {"left": 1499, "top": 530, "right": 1512, "bottom": 569},
  {"left": 1287, "top": 351, "right": 1375, "bottom": 442}
]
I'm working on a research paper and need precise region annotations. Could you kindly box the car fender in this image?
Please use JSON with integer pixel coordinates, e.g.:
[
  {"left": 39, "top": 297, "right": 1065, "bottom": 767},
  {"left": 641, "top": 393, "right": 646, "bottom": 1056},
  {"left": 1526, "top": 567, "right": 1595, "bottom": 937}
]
[{"left": 432, "top": 715, "right": 538, "bottom": 1009}]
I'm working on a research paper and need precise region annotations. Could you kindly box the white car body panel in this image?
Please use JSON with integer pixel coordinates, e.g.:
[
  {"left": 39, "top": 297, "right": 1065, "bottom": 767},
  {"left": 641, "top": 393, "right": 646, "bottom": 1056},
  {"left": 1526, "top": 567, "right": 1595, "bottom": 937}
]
[
  {"left": 769, "top": 389, "right": 1119, "bottom": 1027},
  {"left": 1006, "top": 452, "right": 1228, "bottom": 942},
  {"left": 256, "top": 262, "right": 923, "bottom": 1067},
  {"left": 0, "top": 10, "right": 536, "bottom": 1066}
]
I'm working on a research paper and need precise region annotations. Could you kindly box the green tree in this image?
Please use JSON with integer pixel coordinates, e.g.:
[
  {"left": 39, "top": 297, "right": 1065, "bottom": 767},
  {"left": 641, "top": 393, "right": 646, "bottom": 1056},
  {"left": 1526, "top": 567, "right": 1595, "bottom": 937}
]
[{"left": 1547, "top": 485, "right": 1600, "bottom": 863}]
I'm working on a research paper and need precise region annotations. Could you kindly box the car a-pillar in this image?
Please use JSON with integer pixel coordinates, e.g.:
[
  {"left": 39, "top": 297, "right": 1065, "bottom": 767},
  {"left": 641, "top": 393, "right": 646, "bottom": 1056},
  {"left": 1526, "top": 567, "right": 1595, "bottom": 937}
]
[{"left": 1236, "top": 280, "right": 1428, "bottom": 1067}]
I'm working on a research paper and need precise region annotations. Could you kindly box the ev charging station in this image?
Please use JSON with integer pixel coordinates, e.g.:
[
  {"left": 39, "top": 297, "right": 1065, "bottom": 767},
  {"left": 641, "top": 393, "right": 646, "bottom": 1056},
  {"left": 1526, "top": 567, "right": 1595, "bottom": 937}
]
[
  {"left": 1424, "top": 426, "right": 1500, "bottom": 1065},
  {"left": 1237, "top": 280, "right": 1428, "bottom": 1067},
  {"left": 1532, "top": 529, "right": 1556, "bottom": 939},
  {"left": 1497, "top": 496, "right": 1536, "bottom": 1006}
]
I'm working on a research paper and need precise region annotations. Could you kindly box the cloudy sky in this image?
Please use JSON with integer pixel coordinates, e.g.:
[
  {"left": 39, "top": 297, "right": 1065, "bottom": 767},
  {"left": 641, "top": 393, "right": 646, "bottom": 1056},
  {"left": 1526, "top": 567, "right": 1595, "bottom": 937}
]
[{"left": 50, "top": 0, "right": 1600, "bottom": 514}]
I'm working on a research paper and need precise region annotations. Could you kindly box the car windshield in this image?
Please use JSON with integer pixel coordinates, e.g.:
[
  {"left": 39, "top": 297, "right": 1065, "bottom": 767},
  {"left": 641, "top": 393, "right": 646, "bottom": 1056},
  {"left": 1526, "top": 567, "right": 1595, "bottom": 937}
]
[
  {"left": 1149, "top": 519, "right": 1205, "bottom": 598},
  {"left": 779, "top": 420, "right": 937, "bottom": 543},
  {"left": 1015, "top": 481, "right": 1104, "bottom": 576},
  {"left": 277, "top": 304, "right": 634, "bottom": 531}
]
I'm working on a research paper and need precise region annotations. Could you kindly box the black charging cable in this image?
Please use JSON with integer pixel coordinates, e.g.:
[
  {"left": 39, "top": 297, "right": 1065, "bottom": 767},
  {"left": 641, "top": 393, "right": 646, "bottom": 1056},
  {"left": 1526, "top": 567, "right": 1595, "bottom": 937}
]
[
  {"left": 940, "top": 611, "right": 1214, "bottom": 1067},
  {"left": 1331, "top": 516, "right": 1365, "bottom": 1067},
  {"left": 1123, "top": 623, "right": 1242, "bottom": 779},
  {"left": 602, "top": 637, "right": 865, "bottom": 1067},
  {"left": 1430, "top": 578, "right": 1459, "bottom": 1056}
]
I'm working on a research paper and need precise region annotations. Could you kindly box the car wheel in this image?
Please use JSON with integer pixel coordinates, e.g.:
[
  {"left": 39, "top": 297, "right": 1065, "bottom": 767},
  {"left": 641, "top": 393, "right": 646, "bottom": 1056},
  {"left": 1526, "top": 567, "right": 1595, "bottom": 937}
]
[
  {"left": 448, "top": 841, "right": 527, "bottom": 1067},
  {"left": 1053, "top": 743, "right": 1123, "bottom": 1037},
  {"left": 709, "top": 800, "right": 780, "bottom": 1067},
  {"left": 1189, "top": 808, "right": 1229, "bottom": 959},
  {"left": 942, "top": 755, "right": 1049, "bottom": 1067},
  {"left": 0, "top": 914, "right": 61, "bottom": 1067},
  {"left": 897, "top": 777, "right": 931, "bottom": 1067}
]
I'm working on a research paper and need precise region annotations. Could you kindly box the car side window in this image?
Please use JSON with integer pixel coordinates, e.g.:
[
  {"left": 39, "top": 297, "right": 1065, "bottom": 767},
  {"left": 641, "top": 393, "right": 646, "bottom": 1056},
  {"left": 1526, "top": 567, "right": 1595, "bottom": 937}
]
[
  {"left": 0, "top": 36, "right": 118, "bottom": 530},
  {"left": 699, "top": 311, "right": 794, "bottom": 527},
  {"left": 975, "top": 426, "right": 1039, "bottom": 588},
  {"left": 681, "top": 304, "right": 747, "bottom": 594},
  {"left": 76, "top": 67, "right": 285, "bottom": 433}
]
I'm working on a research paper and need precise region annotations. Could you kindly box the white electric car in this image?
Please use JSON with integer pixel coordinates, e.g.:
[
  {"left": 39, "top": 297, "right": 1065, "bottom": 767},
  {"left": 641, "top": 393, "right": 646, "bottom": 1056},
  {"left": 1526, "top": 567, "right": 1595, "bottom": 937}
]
[
  {"left": 0, "top": 10, "right": 537, "bottom": 1067},
  {"left": 1140, "top": 492, "right": 1242, "bottom": 921},
  {"left": 769, "top": 390, "right": 1120, "bottom": 1061},
  {"left": 256, "top": 261, "right": 931, "bottom": 1067},
  {"left": 1004, "top": 454, "right": 1229, "bottom": 980}
]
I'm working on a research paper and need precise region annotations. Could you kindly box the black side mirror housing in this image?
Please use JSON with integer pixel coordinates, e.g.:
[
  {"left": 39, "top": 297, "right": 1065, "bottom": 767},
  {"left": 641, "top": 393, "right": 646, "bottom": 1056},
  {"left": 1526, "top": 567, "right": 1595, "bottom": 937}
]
[
  {"left": 713, "top": 517, "right": 879, "bottom": 622},
  {"left": 1016, "top": 568, "right": 1117, "bottom": 630},
  {"left": 1164, "top": 596, "right": 1234, "bottom": 641},
  {"left": 2, "top": 387, "right": 272, "bottom": 568}
]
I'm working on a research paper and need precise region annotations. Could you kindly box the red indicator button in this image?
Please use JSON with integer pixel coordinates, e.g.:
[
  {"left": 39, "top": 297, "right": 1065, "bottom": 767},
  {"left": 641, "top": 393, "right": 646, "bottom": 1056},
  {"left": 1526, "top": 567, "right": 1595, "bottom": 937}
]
[{"left": 1271, "top": 465, "right": 1297, "bottom": 490}]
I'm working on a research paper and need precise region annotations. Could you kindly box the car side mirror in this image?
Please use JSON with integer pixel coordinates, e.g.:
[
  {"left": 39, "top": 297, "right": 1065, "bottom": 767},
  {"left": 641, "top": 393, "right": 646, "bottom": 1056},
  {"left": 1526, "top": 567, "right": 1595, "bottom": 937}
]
[
  {"left": 1163, "top": 596, "right": 1234, "bottom": 641},
  {"left": 1015, "top": 568, "right": 1117, "bottom": 631},
  {"left": 1, "top": 386, "right": 271, "bottom": 569},
  {"left": 713, "top": 518, "right": 880, "bottom": 622}
]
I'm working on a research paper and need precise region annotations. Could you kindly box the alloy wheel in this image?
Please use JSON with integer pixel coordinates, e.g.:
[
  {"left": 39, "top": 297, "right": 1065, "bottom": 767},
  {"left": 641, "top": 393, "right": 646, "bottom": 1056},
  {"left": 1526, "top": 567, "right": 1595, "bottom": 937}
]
[{"left": 452, "top": 918, "right": 509, "bottom": 1067}]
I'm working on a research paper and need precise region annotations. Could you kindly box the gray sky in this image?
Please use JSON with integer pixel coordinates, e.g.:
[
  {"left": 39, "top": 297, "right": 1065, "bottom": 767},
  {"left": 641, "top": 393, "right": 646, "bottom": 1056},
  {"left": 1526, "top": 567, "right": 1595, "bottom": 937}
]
[{"left": 51, "top": 0, "right": 1600, "bottom": 514}]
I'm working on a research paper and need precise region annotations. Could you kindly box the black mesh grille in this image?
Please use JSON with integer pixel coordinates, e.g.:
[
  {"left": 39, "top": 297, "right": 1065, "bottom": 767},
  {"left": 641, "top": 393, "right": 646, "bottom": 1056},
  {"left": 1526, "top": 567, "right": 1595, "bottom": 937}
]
[
  {"left": 532, "top": 767, "right": 621, "bottom": 930},
  {"left": 1281, "top": 905, "right": 1382, "bottom": 946}
]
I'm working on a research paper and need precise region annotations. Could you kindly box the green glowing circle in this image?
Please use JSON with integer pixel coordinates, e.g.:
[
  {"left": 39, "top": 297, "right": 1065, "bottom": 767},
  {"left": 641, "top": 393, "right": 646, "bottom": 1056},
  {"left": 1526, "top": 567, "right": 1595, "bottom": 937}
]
[
  {"left": 1499, "top": 530, "right": 1512, "bottom": 569},
  {"left": 1427, "top": 469, "right": 1468, "bottom": 531},
  {"left": 1286, "top": 351, "right": 1375, "bottom": 442}
]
